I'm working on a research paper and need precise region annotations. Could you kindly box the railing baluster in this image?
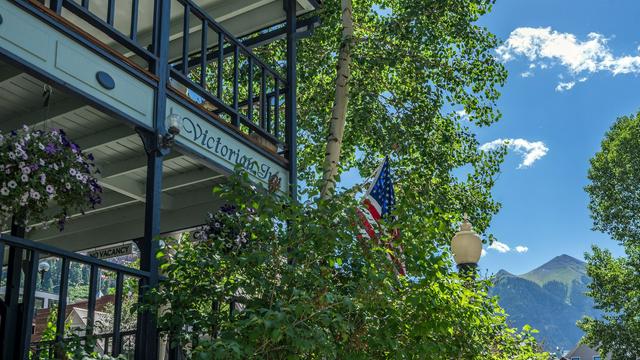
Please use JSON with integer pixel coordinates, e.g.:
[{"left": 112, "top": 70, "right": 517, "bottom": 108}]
[
  {"left": 0, "top": 241, "right": 5, "bottom": 285},
  {"left": 248, "top": 57, "right": 254, "bottom": 121},
  {"left": 81, "top": 0, "right": 89, "bottom": 9},
  {"left": 87, "top": 265, "right": 99, "bottom": 337},
  {"left": 267, "top": 77, "right": 273, "bottom": 133},
  {"left": 130, "top": 0, "right": 139, "bottom": 41},
  {"left": 50, "top": 0, "right": 62, "bottom": 13},
  {"left": 1, "top": 245, "right": 23, "bottom": 359},
  {"left": 182, "top": 4, "right": 191, "bottom": 75},
  {"left": 274, "top": 79, "right": 280, "bottom": 139},
  {"left": 18, "top": 250, "right": 40, "bottom": 359},
  {"left": 55, "top": 258, "right": 70, "bottom": 357},
  {"left": 200, "top": 20, "right": 208, "bottom": 88},
  {"left": 112, "top": 272, "right": 124, "bottom": 356},
  {"left": 260, "top": 67, "right": 267, "bottom": 130},
  {"left": 232, "top": 45, "right": 239, "bottom": 127},
  {"left": 107, "top": 0, "right": 115, "bottom": 26},
  {"left": 217, "top": 32, "right": 224, "bottom": 99}
]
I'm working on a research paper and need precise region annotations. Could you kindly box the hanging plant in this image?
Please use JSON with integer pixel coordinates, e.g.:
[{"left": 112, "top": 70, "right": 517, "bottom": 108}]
[
  {"left": 193, "top": 204, "right": 250, "bottom": 254},
  {"left": 0, "top": 125, "right": 102, "bottom": 231}
]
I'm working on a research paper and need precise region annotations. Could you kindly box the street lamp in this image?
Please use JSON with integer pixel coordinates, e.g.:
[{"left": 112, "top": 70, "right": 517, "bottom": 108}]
[
  {"left": 38, "top": 261, "right": 50, "bottom": 285},
  {"left": 451, "top": 215, "right": 482, "bottom": 275}
]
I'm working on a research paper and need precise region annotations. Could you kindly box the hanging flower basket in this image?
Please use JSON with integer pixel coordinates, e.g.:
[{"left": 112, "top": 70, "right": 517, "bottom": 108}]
[
  {"left": 0, "top": 125, "right": 102, "bottom": 231},
  {"left": 193, "top": 204, "right": 249, "bottom": 253}
]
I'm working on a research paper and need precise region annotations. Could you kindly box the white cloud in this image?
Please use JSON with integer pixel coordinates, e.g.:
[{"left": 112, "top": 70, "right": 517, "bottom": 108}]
[
  {"left": 555, "top": 81, "right": 575, "bottom": 92},
  {"left": 578, "top": 77, "right": 588, "bottom": 82},
  {"left": 455, "top": 109, "right": 469, "bottom": 121},
  {"left": 489, "top": 241, "right": 510, "bottom": 253},
  {"left": 497, "top": 27, "right": 640, "bottom": 86},
  {"left": 521, "top": 71, "right": 534, "bottom": 78},
  {"left": 485, "top": 242, "right": 529, "bottom": 256},
  {"left": 480, "top": 138, "right": 549, "bottom": 168}
]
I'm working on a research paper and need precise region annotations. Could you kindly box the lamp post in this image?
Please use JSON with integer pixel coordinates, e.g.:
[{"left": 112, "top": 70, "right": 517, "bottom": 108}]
[
  {"left": 38, "top": 261, "right": 50, "bottom": 286},
  {"left": 451, "top": 215, "right": 482, "bottom": 277}
]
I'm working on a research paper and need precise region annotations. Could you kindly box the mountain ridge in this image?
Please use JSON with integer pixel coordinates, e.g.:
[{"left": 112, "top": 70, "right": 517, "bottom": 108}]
[{"left": 490, "top": 254, "right": 598, "bottom": 352}]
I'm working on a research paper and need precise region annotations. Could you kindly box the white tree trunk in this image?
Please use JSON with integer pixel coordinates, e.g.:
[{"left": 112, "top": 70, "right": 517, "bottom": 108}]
[{"left": 320, "top": 0, "right": 354, "bottom": 199}]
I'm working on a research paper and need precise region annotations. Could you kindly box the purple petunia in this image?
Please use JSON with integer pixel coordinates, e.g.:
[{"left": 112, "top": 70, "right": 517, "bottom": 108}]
[{"left": 44, "top": 144, "right": 57, "bottom": 154}]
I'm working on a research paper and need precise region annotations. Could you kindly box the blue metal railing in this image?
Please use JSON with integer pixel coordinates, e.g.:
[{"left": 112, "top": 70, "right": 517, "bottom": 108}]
[
  {"left": 169, "top": 0, "right": 288, "bottom": 150},
  {"left": 34, "top": 0, "right": 289, "bottom": 155},
  {"left": 0, "top": 234, "right": 149, "bottom": 358},
  {"left": 48, "top": 0, "right": 157, "bottom": 67}
]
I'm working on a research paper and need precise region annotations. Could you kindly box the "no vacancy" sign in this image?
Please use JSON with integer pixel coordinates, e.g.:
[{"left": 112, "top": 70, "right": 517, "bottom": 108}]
[{"left": 87, "top": 244, "right": 133, "bottom": 260}]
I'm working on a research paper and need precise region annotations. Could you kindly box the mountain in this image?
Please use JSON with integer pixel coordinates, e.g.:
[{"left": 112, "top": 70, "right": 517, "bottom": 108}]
[{"left": 490, "top": 255, "right": 600, "bottom": 352}]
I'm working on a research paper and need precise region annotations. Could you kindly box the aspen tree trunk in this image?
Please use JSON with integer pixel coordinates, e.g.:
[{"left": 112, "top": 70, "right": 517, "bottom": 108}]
[{"left": 320, "top": 0, "right": 354, "bottom": 199}]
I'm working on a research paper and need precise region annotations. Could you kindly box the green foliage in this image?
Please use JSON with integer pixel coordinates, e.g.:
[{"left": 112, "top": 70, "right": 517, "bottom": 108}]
[
  {"left": 64, "top": 332, "right": 127, "bottom": 360},
  {"left": 290, "top": 0, "right": 507, "bottom": 233},
  {"left": 578, "top": 247, "right": 640, "bottom": 358},
  {"left": 151, "top": 1, "right": 547, "bottom": 357},
  {"left": 144, "top": 173, "right": 547, "bottom": 359},
  {"left": 586, "top": 112, "right": 640, "bottom": 245},
  {"left": 68, "top": 285, "right": 90, "bottom": 303},
  {"left": 581, "top": 111, "right": 640, "bottom": 357},
  {"left": 247, "top": 0, "right": 508, "bottom": 233}
]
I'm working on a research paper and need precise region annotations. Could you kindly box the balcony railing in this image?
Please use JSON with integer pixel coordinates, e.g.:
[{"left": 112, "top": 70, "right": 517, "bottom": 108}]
[
  {"left": 169, "top": 0, "right": 287, "bottom": 151},
  {"left": 30, "top": 330, "right": 138, "bottom": 359},
  {"left": 0, "top": 234, "right": 150, "bottom": 359},
  {"left": 18, "top": 0, "right": 290, "bottom": 157}
]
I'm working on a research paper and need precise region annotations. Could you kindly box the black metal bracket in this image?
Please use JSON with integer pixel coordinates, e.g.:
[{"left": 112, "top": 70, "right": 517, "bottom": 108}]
[{"left": 136, "top": 127, "right": 171, "bottom": 157}]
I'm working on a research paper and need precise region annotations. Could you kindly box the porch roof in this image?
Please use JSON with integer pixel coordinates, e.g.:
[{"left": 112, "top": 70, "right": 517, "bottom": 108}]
[{"left": 0, "top": 61, "right": 225, "bottom": 251}]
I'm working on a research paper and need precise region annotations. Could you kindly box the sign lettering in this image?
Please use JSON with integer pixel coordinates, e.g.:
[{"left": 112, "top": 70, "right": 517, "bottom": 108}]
[
  {"left": 87, "top": 244, "right": 133, "bottom": 260},
  {"left": 168, "top": 102, "right": 288, "bottom": 192}
]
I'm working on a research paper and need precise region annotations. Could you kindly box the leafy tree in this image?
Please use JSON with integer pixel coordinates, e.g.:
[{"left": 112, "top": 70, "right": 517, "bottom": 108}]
[
  {"left": 155, "top": 0, "right": 546, "bottom": 357},
  {"left": 145, "top": 174, "right": 546, "bottom": 359},
  {"left": 578, "top": 247, "right": 640, "bottom": 359},
  {"left": 581, "top": 111, "right": 640, "bottom": 357},
  {"left": 288, "top": 0, "right": 507, "bottom": 224},
  {"left": 69, "top": 263, "right": 84, "bottom": 285},
  {"left": 68, "top": 284, "right": 89, "bottom": 302},
  {"left": 585, "top": 112, "right": 640, "bottom": 245}
]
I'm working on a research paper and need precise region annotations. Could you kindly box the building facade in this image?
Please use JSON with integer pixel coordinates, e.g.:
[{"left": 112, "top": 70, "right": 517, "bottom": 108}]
[
  {"left": 561, "top": 343, "right": 611, "bottom": 360},
  {"left": 0, "top": 0, "right": 319, "bottom": 358}
]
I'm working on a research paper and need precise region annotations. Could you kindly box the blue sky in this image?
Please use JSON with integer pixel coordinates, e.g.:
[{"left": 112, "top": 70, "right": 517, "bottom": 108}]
[{"left": 474, "top": 0, "right": 640, "bottom": 275}]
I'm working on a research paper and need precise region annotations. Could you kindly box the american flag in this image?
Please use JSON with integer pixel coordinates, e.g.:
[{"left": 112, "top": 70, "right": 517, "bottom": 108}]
[{"left": 357, "top": 157, "right": 407, "bottom": 276}]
